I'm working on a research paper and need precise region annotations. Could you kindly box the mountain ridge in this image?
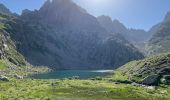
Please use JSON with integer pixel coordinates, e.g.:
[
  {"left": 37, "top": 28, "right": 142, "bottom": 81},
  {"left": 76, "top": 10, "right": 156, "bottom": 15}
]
[
  {"left": 97, "top": 15, "right": 150, "bottom": 43},
  {"left": 2, "top": 0, "right": 143, "bottom": 70}
]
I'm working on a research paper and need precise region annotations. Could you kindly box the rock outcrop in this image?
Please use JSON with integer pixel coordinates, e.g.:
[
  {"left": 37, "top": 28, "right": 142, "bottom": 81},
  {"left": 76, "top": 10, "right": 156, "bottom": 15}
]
[
  {"left": 0, "top": 76, "right": 9, "bottom": 81},
  {"left": 142, "top": 75, "right": 160, "bottom": 85}
]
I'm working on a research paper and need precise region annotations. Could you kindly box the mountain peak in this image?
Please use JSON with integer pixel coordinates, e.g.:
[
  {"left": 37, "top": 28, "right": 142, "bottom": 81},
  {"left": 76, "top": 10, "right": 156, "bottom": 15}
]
[
  {"left": 52, "top": 0, "right": 71, "bottom": 4},
  {"left": 38, "top": 0, "right": 88, "bottom": 26},
  {"left": 0, "top": 3, "right": 11, "bottom": 14},
  {"left": 40, "top": 0, "right": 86, "bottom": 13},
  {"left": 97, "top": 15, "right": 127, "bottom": 34},
  {"left": 97, "top": 15, "right": 113, "bottom": 23},
  {"left": 112, "top": 19, "right": 121, "bottom": 24},
  {"left": 164, "top": 11, "right": 170, "bottom": 22}
]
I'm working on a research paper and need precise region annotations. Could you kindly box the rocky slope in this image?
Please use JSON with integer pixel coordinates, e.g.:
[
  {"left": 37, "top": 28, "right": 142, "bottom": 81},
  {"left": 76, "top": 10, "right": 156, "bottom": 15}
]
[
  {"left": 0, "top": 5, "right": 28, "bottom": 76},
  {"left": 3, "top": 0, "right": 143, "bottom": 70},
  {"left": 113, "top": 53, "right": 170, "bottom": 85},
  {"left": 0, "top": 4, "right": 49, "bottom": 77},
  {"left": 147, "top": 11, "right": 170, "bottom": 55}
]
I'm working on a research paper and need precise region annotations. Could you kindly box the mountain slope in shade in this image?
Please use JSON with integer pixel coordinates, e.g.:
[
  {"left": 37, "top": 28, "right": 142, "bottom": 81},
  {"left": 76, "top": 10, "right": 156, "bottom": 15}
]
[
  {"left": 97, "top": 15, "right": 151, "bottom": 53},
  {"left": 97, "top": 15, "right": 149, "bottom": 43},
  {"left": 164, "top": 11, "right": 170, "bottom": 22},
  {"left": 97, "top": 15, "right": 127, "bottom": 35},
  {"left": 4, "top": 0, "right": 143, "bottom": 70},
  {"left": 147, "top": 11, "right": 170, "bottom": 55},
  {"left": 0, "top": 5, "right": 39, "bottom": 76}
]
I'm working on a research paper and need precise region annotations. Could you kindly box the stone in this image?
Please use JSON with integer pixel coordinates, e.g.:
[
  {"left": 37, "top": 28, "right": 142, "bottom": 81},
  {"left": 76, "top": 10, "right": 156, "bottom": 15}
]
[
  {"left": 0, "top": 76, "right": 9, "bottom": 81},
  {"left": 0, "top": 50, "right": 3, "bottom": 59},
  {"left": 8, "top": 57, "right": 18, "bottom": 65},
  {"left": 160, "top": 90, "right": 168, "bottom": 94},
  {"left": 116, "top": 80, "right": 132, "bottom": 84},
  {"left": 145, "top": 86, "right": 156, "bottom": 90},
  {"left": 95, "top": 77, "right": 102, "bottom": 80},
  {"left": 158, "top": 67, "right": 170, "bottom": 75},
  {"left": 161, "top": 78, "right": 168, "bottom": 84},
  {"left": 3, "top": 43, "right": 9, "bottom": 50},
  {"left": 14, "top": 74, "right": 23, "bottom": 79},
  {"left": 142, "top": 75, "right": 160, "bottom": 85},
  {"left": 163, "top": 75, "right": 170, "bottom": 80},
  {"left": 161, "top": 75, "right": 170, "bottom": 85},
  {"left": 72, "top": 76, "right": 79, "bottom": 79},
  {"left": 131, "top": 82, "right": 141, "bottom": 86}
]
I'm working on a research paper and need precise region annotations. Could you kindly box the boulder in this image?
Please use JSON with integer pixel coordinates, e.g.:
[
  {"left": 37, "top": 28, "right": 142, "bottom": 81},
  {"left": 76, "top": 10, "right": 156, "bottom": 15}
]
[
  {"left": 116, "top": 80, "right": 132, "bottom": 84},
  {"left": 0, "top": 76, "right": 9, "bottom": 81},
  {"left": 163, "top": 75, "right": 170, "bottom": 80},
  {"left": 131, "top": 82, "right": 142, "bottom": 86},
  {"left": 161, "top": 78, "right": 168, "bottom": 85},
  {"left": 158, "top": 67, "right": 170, "bottom": 75},
  {"left": 72, "top": 76, "right": 79, "bottom": 79},
  {"left": 161, "top": 75, "right": 170, "bottom": 85},
  {"left": 3, "top": 43, "right": 8, "bottom": 50},
  {"left": 8, "top": 57, "right": 18, "bottom": 65},
  {"left": 14, "top": 74, "right": 23, "bottom": 79},
  {"left": 0, "top": 50, "right": 3, "bottom": 59},
  {"left": 142, "top": 75, "right": 160, "bottom": 85}
]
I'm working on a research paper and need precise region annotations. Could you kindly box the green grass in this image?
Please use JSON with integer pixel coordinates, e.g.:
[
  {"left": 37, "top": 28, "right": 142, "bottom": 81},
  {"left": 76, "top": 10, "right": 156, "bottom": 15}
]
[
  {"left": 0, "top": 60, "right": 8, "bottom": 69},
  {"left": 0, "top": 23, "right": 5, "bottom": 29},
  {"left": 0, "top": 79, "right": 169, "bottom": 100}
]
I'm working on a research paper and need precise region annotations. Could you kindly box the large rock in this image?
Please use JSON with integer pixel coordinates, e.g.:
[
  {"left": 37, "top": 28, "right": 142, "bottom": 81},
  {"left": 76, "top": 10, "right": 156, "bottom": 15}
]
[
  {"left": 160, "top": 75, "right": 170, "bottom": 85},
  {"left": 142, "top": 75, "right": 160, "bottom": 85},
  {"left": 8, "top": 57, "right": 18, "bottom": 65},
  {"left": 164, "top": 75, "right": 170, "bottom": 80},
  {"left": 0, "top": 76, "right": 9, "bottom": 81},
  {"left": 0, "top": 50, "right": 3, "bottom": 59},
  {"left": 14, "top": 74, "right": 23, "bottom": 79},
  {"left": 158, "top": 67, "right": 170, "bottom": 75}
]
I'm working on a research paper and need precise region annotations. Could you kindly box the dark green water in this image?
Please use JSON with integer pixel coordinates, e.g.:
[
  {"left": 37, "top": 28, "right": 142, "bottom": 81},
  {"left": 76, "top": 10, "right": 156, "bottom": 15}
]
[{"left": 30, "top": 70, "right": 113, "bottom": 79}]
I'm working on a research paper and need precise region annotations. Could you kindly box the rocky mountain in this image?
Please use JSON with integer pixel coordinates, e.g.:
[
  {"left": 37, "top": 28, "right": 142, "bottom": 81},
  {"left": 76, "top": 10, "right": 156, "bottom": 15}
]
[
  {"left": 97, "top": 15, "right": 127, "bottom": 35},
  {"left": 97, "top": 15, "right": 150, "bottom": 53},
  {"left": 0, "top": 6, "right": 34, "bottom": 76},
  {"left": 0, "top": 4, "right": 11, "bottom": 15},
  {"left": 164, "top": 11, "right": 170, "bottom": 22},
  {"left": 3, "top": 0, "right": 143, "bottom": 70},
  {"left": 147, "top": 11, "right": 170, "bottom": 55}
]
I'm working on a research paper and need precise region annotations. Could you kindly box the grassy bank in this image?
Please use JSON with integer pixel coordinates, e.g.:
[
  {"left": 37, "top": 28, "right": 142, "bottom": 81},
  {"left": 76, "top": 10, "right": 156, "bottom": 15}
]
[{"left": 0, "top": 78, "right": 169, "bottom": 100}]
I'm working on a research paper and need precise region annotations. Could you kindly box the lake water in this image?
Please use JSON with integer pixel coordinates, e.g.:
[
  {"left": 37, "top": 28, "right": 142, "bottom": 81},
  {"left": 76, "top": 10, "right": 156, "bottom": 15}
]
[{"left": 30, "top": 70, "right": 113, "bottom": 79}]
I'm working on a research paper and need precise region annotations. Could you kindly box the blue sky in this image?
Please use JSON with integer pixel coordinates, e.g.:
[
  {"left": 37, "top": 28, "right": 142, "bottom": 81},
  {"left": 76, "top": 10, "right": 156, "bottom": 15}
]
[{"left": 0, "top": 0, "right": 170, "bottom": 31}]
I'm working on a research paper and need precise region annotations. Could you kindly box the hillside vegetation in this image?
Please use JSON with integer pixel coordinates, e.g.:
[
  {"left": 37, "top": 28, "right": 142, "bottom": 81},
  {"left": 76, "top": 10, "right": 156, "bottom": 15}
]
[
  {"left": 0, "top": 7, "right": 49, "bottom": 77},
  {"left": 109, "top": 53, "right": 170, "bottom": 85}
]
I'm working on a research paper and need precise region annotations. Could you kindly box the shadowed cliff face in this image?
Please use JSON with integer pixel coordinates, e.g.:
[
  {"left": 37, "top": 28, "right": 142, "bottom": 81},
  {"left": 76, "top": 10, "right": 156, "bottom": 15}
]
[
  {"left": 5, "top": 0, "right": 143, "bottom": 70},
  {"left": 0, "top": 7, "right": 28, "bottom": 68},
  {"left": 97, "top": 15, "right": 149, "bottom": 43}
]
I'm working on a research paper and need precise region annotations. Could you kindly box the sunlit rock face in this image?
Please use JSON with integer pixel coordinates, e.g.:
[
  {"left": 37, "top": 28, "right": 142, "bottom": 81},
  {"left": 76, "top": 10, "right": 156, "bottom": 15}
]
[
  {"left": 147, "top": 11, "right": 170, "bottom": 55},
  {"left": 0, "top": 4, "right": 11, "bottom": 14},
  {"left": 6, "top": 0, "right": 143, "bottom": 69},
  {"left": 164, "top": 11, "right": 170, "bottom": 22}
]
